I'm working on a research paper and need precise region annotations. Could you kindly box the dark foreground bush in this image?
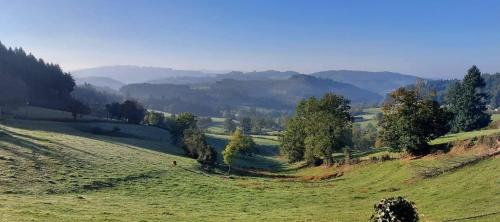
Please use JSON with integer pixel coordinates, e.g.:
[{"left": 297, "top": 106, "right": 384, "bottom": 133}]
[{"left": 371, "top": 197, "right": 419, "bottom": 222}]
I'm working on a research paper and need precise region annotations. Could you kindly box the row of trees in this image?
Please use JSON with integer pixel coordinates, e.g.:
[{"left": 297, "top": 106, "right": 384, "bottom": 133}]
[
  {"left": 281, "top": 66, "right": 492, "bottom": 162},
  {"left": 106, "top": 100, "right": 147, "bottom": 124},
  {"left": 380, "top": 66, "right": 491, "bottom": 155},
  {"left": 223, "top": 116, "right": 285, "bottom": 135},
  {"left": 143, "top": 111, "right": 217, "bottom": 166},
  {"left": 0, "top": 42, "right": 75, "bottom": 110}
]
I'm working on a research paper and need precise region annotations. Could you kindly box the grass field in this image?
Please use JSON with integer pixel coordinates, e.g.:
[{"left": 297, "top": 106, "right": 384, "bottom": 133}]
[{"left": 0, "top": 107, "right": 499, "bottom": 221}]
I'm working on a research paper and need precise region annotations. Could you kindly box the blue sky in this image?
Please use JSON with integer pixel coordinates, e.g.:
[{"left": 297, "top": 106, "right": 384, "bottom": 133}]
[{"left": 0, "top": 0, "right": 499, "bottom": 78}]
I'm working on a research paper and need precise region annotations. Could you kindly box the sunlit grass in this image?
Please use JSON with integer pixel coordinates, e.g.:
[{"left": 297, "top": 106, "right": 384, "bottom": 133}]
[{"left": 0, "top": 117, "right": 498, "bottom": 221}]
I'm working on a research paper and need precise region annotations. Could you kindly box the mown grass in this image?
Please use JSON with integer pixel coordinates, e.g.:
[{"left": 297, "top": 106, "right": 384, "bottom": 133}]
[{"left": 0, "top": 114, "right": 499, "bottom": 221}]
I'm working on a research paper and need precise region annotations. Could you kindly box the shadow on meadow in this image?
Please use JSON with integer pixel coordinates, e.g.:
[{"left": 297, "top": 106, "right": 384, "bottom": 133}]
[{"left": 1, "top": 119, "right": 185, "bottom": 157}]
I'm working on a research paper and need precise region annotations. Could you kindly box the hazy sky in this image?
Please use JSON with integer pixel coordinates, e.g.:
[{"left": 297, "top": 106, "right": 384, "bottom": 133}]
[{"left": 1, "top": 0, "right": 499, "bottom": 78}]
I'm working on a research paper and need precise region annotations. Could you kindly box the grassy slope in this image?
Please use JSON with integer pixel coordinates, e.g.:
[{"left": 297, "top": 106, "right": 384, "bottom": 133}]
[
  {"left": 431, "top": 114, "right": 500, "bottom": 145},
  {"left": 1, "top": 117, "right": 499, "bottom": 221}
]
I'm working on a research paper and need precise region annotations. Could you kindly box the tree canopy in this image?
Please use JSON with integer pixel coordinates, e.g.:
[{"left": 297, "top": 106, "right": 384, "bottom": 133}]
[
  {"left": 280, "top": 93, "right": 352, "bottom": 165},
  {"left": 379, "top": 88, "right": 452, "bottom": 155},
  {"left": 446, "top": 66, "right": 491, "bottom": 132},
  {"left": 0, "top": 42, "right": 75, "bottom": 109}
]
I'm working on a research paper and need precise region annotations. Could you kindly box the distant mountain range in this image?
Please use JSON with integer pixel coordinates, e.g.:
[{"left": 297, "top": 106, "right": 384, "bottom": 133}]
[
  {"left": 73, "top": 65, "right": 421, "bottom": 96},
  {"left": 71, "top": 65, "right": 214, "bottom": 84},
  {"left": 312, "top": 70, "right": 419, "bottom": 95},
  {"left": 120, "top": 74, "right": 382, "bottom": 116},
  {"left": 75, "top": 76, "right": 125, "bottom": 90}
]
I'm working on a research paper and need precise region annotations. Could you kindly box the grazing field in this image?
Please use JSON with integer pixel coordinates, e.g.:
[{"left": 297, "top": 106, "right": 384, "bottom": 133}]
[
  {"left": 0, "top": 117, "right": 499, "bottom": 221},
  {"left": 431, "top": 114, "right": 500, "bottom": 145}
]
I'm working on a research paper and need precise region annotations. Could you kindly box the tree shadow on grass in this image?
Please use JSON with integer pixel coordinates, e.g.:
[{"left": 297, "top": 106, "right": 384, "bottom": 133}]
[{"left": 1, "top": 119, "right": 186, "bottom": 158}]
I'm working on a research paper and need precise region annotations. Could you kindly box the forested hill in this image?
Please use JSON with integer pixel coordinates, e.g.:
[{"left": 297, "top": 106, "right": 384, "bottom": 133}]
[
  {"left": 120, "top": 74, "right": 382, "bottom": 116},
  {"left": 72, "top": 65, "right": 212, "bottom": 84},
  {"left": 73, "top": 66, "right": 421, "bottom": 96},
  {"left": 312, "top": 70, "right": 420, "bottom": 95},
  {"left": 409, "top": 73, "right": 500, "bottom": 108},
  {"left": 0, "top": 42, "right": 75, "bottom": 109}
]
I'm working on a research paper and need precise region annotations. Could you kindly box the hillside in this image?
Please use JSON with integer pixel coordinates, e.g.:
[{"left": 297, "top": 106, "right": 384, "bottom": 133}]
[
  {"left": 120, "top": 75, "right": 382, "bottom": 116},
  {"left": 72, "top": 65, "right": 214, "bottom": 84},
  {"left": 75, "top": 76, "right": 125, "bottom": 91},
  {"left": 0, "top": 115, "right": 498, "bottom": 221},
  {"left": 313, "top": 70, "right": 420, "bottom": 95}
]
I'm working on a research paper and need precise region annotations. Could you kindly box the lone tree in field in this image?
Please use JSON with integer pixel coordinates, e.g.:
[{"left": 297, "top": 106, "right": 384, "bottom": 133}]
[
  {"left": 67, "top": 98, "right": 91, "bottom": 121},
  {"left": 446, "top": 65, "right": 491, "bottom": 132},
  {"left": 222, "top": 128, "right": 255, "bottom": 174},
  {"left": 379, "top": 88, "right": 452, "bottom": 155},
  {"left": 280, "top": 93, "right": 352, "bottom": 165}
]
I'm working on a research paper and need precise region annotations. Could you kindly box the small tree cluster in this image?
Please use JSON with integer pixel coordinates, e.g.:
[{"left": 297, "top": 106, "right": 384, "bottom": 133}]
[
  {"left": 222, "top": 129, "right": 256, "bottom": 173},
  {"left": 280, "top": 93, "right": 352, "bottom": 165},
  {"left": 144, "top": 111, "right": 165, "bottom": 126},
  {"left": 379, "top": 88, "right": 452, "bottom": 155},
  {"left": 371, "top": 197, "right": 419, "bottom": 222},
  {"left": 183, "top": 128, "right": 217, "bottom": 166},
  {"left": 105, "top": 100, "right": 146, "bottom": 124},
  {"left": 67, "top": 98, "right": 91, "bottom": 120}
]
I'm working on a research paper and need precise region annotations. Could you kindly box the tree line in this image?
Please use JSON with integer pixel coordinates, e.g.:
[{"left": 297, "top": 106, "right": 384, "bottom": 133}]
[
  {"left": 281, "top": 66, "right": 492, "bottom": 163},
  {"left": 0, "top": 42, "right": 75, "bottom": 116}
]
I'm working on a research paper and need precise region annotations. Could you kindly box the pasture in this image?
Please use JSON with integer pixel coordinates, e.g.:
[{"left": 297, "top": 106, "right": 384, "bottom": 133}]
[{"left": 0, "top": 116, "right": 498, "bottom": 221}]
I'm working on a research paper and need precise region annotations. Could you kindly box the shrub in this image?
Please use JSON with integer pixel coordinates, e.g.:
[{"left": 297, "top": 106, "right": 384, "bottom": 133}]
[
  {"left": 380, "top": 154, "right": 391, "bottom": 161},
  {"left": 371, "top": 197, "right": 419, "bottom": 222}
]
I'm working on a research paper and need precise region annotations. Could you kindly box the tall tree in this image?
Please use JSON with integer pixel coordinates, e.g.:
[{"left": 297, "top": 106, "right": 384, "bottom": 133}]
[
  {"left": 447, "top": 66, "right": 491, "bottom": 132},
  {"left": 379, "top": 88, "right": 452, "bottom": 155},
  {"left": 281, "top": 93, "right": 352, "bottom": 165}
]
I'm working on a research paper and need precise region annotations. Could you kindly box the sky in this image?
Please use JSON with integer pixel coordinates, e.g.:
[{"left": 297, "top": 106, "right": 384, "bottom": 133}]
[{"left": 0, "top": 0, "right": 499, "bottom": 78}]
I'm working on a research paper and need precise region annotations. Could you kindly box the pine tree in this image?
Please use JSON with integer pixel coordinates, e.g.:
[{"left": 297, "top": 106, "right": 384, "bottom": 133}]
[{"left": 447, "top": 66, "right": 491, "bottom": 132}]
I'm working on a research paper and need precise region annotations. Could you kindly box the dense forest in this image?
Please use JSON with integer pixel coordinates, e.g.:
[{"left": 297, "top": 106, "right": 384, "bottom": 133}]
[
  {"left": 0, "top": 41, "right": 75, "bottom": 110},
  {"left": 407, "top": 73, "right": 500, "bottom": 108}
]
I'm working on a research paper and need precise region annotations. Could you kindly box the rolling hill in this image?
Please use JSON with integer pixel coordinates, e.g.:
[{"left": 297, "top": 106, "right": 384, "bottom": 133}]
[
  {"left": 312, "top": 70, "right": 420, "bottom": 95},
  {"left": 120, "top": 75, "right": 382, "bottom": 116},
  {"left": 0, "top": 110, "right": 498, "bottom": 221},
  {"left": 75, "top": 76, "right": 125, "bottom": 90},
  {"left": 71, "top": 65, "right": 214, "bottom": 84}
]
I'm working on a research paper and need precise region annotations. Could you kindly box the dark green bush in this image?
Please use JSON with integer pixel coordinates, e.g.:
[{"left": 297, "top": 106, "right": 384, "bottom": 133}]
[
  {"left": 371, "top": 197, "right": 419, "bottom": 222},
  {"left": 381, "top": 154, "right": 391, "bottom": 161}
]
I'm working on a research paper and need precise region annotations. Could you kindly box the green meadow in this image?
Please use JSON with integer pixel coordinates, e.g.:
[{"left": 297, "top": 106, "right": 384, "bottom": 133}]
[{"left": 0, "top": 109, "right": 499, "bottom": 221}]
